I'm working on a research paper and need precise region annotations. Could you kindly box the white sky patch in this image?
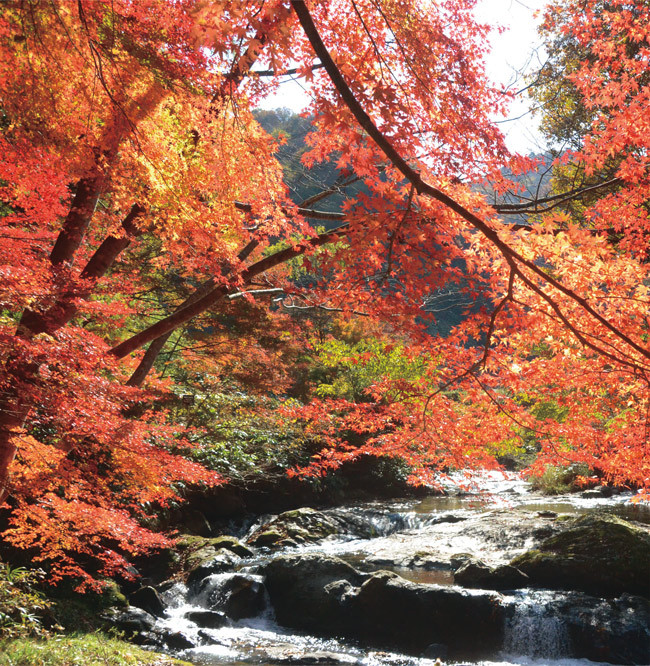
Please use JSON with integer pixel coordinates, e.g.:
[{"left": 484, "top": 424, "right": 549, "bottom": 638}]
[
  {"left": 257, "top": 0, "right": 550, "bottom": 155},
  {"left": 475, "top": 0, "right": 549, "bottom": 154}
]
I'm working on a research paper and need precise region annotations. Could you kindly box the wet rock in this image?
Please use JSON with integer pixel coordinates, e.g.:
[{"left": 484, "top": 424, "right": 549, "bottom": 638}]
[
  {"left": 185, "top": 609, "right": 230, "bottom": 628},
  {"left": 197, "top": 628, "right": 218, "bottom": 644},
  {"left": 491, "top": 565, "right": 529, "bottom": 590},
  {"left": 511, "top": 513, "right": 650, "bottom": 597},
  {"left": 263, "top": 553, "right": 504, "bottom": 659},
  {"left": 564, "top": 593, "right": 650, "bottom": 664},
  {"left": 252, "top": 530, "right": 284, "bottom": 547},
  {"left": 423, "top": 643, "right": 448, "bottom": 659},
  {"left": 112, "top": 607, "right": 157, "bottom": 634},
  {"left": 211, "top": 535, "right": 255, "bottom": 557},
  {"left": 187, "top": 548, "right": 241, "bottom": 587},
  {"left": 352, "top": 570, "right": 504, "bottom": 658},
  {"left": 454, "top": 559, "right": 528, "bottom": 591},
  {"left": 204, "top": 573, "right": 267, "bottom": 620},
  {"left": 179, "top": 533, "right": 253, "bottom": 584},
  {"left": 180, "top": 534, "right": 253, "bottom": 569},
  {"left": 450, "top": 553, "right": 475, "bottom": 569},
  {"left": 409, "top": 551, "right": 449, "bottom": 569},
  {"left": 248, "top": 508, "right": 340, "bottom": 548},
  {"left": 162, "top": 629, "right": 195, "bottom": 650},
  {"left": 263, "top": 554, "right": 365, "bottom": 632},
  {"left": 453, "top": 557, "right": 489, "bottom": 583},
  {"left": 129, "top": 630, "right": 160, "bottom": 647},
  {"left": 129, "top": 585, "right": 165, "bottom": 617},
  {"left": 531, "top": 526, "right": 555, "bottom": 540},
  {"left": 581, "top": 485, "right": 613, "bottom": 499},
  {"left": 503, "top": 590, "right": 650, "bottom": 665}
]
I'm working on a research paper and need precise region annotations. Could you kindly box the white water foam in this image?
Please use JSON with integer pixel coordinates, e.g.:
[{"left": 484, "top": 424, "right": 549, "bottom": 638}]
[{"left": 503, "top": 590, "right": 571, "bottom": 661}]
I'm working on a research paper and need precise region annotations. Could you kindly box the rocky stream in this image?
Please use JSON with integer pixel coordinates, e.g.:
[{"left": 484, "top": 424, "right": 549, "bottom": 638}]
[{"left": 112, "top": 473, "right": 650, "bottom": 666}]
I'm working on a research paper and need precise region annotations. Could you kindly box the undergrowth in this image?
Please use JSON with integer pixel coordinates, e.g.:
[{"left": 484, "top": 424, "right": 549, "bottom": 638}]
[{"left": 0, "top": 633, "right": 192, "bottom": 666}]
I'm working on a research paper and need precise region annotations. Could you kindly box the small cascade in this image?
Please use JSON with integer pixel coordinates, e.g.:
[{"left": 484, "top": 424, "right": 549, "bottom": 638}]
[
  {"left": 503, "top": 591, "right": 572, "bottom": 660},
  {"left": 327, "top": 506, "right": 466, "bottom": 539},
  {"left": 190, "top": 571, "right": 268, "bottom": 620}
]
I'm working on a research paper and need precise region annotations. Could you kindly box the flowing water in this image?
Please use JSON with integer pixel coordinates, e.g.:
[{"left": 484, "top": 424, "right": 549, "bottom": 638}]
[{"left": 148, "top": 473, "right": 649, "bottom": 666}]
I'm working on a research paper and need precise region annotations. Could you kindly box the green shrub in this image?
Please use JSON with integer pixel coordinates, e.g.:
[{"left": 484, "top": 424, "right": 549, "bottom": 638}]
[
  {"left": 0, "top": 563, "right": 52, "bottom": 640},
  {"left": 529, "top": 464, "right": 592, "bottom": 495}
]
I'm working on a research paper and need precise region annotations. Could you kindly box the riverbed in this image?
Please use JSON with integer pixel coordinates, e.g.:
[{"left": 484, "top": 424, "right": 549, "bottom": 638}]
[{"left": 144, "top": 473, "right": 650, "bottom": 666}]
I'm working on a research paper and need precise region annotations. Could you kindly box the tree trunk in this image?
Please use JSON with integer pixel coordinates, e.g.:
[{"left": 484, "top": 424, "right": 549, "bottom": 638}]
[
  {"left": 0, "top": 85, "right": 164, "bottom": 498},
  {"left": 0, "top": 355, "right": 38, "bottom": 502},
  {"left": 17, "top": 205, "right": 146, "bottom": 337},
  {"left": 126, "top": 239, "right": 260, "bottom": 386}
]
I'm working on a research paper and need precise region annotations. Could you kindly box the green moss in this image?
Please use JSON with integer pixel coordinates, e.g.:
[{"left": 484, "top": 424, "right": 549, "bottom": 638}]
[
  {"left": 99, "top": 582, "right": 128, "bottom": 609},
  {"left": 511, "top": 514, "right": 650, "bottom": 596},
  {"left": 0, "top": 633, "right": 193, "bottom": 665},
  {"left": 184, "top": 546, "right": 219, "bottom": 572},
  {"left": 252, "top": 530, "right": 283, "bottom": 547},
  {"left": 175, "top": 535, "right": 206, "bottom": 551},
  {"left": 209, "top": 536, "right": 254, "bottom": 558}
]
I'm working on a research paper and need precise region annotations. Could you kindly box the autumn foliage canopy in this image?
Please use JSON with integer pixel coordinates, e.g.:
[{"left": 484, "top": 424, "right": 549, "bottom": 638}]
[{"left": 0, "top": 0, "right": 648, "bottom": 586}]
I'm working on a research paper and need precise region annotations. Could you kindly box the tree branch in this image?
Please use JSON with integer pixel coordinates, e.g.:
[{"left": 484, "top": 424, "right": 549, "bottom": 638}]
[
  {"left": 290, "top": 0, "right": 650, "bottom": 367},
  {"left": 111, "top": 224, "right": 349, "bottom": 360},
  {"left": 494, "top": 178, "right": 621, "bottom": 214}
]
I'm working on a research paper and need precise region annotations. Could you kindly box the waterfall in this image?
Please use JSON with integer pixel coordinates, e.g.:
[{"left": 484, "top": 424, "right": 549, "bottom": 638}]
[{"left": 503, "top": 591, "right": 571, "bottom": 660}]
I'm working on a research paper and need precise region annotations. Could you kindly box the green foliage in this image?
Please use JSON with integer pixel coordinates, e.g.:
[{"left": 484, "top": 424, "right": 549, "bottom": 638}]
[
  {"left": 528, "top": 0, "right": 624, "bottom": 220},
  {"left": 311, "top": 337, "right": 429, "bottom": 402},
  {"left": 168, "top": 389, "right": 315, "bottom": 478},
  {"left": 0, "top": 564, "right": 51, "bottom": 641},
  {"left": 263, "top": 225, "right": 348, "bottom": 280},
  {"left": 529, "top": 464, "right": 592, "bottom": 495},
  {"left": 254, "top": 108, "right": 362, "bottom": 212},
  {"left": 514, "top": 392, "right": 570, "bottom": 455},
  {"left": 0, "top": 633, "right": 192, "bottom": 666},
  {"left": 43, "top": 580, "right": 127, "bottom": 635}
]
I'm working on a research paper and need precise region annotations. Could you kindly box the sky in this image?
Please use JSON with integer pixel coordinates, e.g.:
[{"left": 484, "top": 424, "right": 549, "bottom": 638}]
[
  {"left": 474, "top": 0, "right": 550, "bottom": 153},
  {"left": 258, "top": 0, "right": 550, "bottom": 155}
]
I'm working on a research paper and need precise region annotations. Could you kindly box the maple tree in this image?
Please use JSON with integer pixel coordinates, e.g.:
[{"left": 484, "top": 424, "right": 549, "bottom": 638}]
[{"left": 0, "top": 0, "right": 648, "bottom": 585}]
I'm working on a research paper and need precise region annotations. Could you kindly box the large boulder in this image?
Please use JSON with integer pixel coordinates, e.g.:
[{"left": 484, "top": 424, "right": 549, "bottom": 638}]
[
  {"left": 510, "top": 514, "right": 650, "bottom": 597},
  {"left": 248, "top": 508, "right": 341, "bottom": 548},
  {"left": 502, "top": 591, "right": 650, "bottom": 665},
  {"left": 220, "top": 574, "right": 267, "bottom": 620},
  {"left": 263, "top": 554, "right": 365, "bottom": 632},
  {"left": 112, "top": 607, "right": 157, "bottom": 634},
  {"left": 564, "top": 593, "right": 650, "bottom": 664},
  {"left": 178, "top": 534, "right": 254, "bottom": 583},
  {"left": 185, "top": 609, "right": 231, "bottom": 629},
  {"left": 352, "top": 570, "right": 504, "bottom": 658},
  {"left": 187, "top": 548, "right": 241, "bottom": 587},
  {"left": 129, "top": 585, "right": 165, "bottom": 617},
  {"left": 194, "top": 573, "right": 267, "bottom": 620},
  {"left": 263, "top": 553, "right": 504, "bottom": 659}
]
